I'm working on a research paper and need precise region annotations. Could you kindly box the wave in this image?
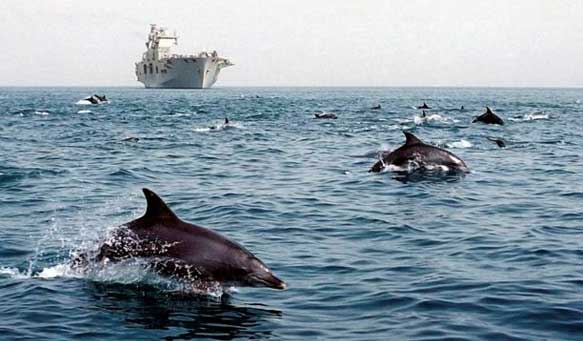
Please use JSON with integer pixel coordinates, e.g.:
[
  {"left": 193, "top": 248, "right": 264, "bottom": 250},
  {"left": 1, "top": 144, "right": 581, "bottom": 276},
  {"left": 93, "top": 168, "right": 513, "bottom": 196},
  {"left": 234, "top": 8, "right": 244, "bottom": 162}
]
[
  {"left": 509, "top": 111, "right": 550, "bottom": 122},
  {"left": 10, "top": 109, "right": 51, "bottom": 116},
  {"left": 194, "top": 122, "right": 243, "bottom": 132},
  {"left": 0, "top": 260, "right": 229, "bottom": 297},
  {"left": 75, "top": 100, "right": 110, "bottom": 105}
]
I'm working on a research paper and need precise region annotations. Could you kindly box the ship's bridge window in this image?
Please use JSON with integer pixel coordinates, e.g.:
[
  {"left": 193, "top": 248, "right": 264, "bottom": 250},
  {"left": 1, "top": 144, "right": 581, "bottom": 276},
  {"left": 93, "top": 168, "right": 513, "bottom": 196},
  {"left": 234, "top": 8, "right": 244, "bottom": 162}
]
[
  {"left": 143, "top": 64, "right": 147, "bottom": 74},
  {"left": 155, "top": 66, "right": 159, "bottom": 73},
  {"left": 149, "top": 63, "right": 153, "bottom": 74}
]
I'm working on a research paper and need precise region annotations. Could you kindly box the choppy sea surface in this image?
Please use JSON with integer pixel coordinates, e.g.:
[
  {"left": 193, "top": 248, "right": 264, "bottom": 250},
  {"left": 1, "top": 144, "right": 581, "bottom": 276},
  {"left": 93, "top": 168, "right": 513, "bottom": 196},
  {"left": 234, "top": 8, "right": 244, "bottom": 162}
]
[{"left": 0, "top": 87, "right": 582, "bottom": 340}]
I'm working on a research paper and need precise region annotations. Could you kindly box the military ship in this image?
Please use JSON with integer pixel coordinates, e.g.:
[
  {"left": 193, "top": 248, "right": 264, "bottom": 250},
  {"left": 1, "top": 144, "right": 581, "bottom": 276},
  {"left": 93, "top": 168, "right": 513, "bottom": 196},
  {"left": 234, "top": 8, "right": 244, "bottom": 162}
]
[{"left": 135, "top": 25, "right": 233, "bottom": 89}]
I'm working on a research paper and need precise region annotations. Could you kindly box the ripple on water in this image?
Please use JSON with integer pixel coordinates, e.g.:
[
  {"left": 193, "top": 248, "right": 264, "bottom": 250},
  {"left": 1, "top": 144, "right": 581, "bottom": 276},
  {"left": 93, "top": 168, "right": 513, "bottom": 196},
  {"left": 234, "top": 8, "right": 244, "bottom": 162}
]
[{"left": 1, "top": 87, "right": 582, "bottom": 340}]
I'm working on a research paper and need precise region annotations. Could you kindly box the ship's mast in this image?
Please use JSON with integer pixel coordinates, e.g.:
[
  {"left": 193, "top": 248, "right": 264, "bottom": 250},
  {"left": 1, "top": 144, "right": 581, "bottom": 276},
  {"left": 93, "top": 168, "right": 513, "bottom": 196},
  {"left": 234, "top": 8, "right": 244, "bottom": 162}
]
[{"left": 145, "top": 24, "right": 178, "bottom": 61}]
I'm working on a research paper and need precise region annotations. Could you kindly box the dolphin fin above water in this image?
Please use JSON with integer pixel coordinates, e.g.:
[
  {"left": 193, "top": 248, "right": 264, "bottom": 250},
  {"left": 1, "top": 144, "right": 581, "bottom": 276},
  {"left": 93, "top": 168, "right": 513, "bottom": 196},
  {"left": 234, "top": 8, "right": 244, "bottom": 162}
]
[
  {"left": 403, "top": 131, "right": 423, "bottom": 145},
  {"left": 140, "top": 188, "right": 180, "bottom": 222},
  {"left": 369, "top": 131, "right": 468, "bottom": 173},
  {"left": 473, "top": 107, "right": 504, "bottom": 125},
  {"left": 78, "top": 188, "right": 287, "bottom": 291}
]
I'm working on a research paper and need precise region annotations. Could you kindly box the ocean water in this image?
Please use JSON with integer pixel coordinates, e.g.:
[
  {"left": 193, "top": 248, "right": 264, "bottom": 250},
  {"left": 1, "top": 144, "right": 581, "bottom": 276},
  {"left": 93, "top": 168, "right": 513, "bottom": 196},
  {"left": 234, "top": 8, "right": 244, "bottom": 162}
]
[{"left": 0, "top": 87, "right": 582, "bottom": 340}]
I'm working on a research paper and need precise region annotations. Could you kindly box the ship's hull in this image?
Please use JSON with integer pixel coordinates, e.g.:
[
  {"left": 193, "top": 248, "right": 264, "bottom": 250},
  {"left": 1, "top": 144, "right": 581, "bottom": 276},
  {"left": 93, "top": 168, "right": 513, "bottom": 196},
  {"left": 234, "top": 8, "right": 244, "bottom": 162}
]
[{"left": 136, "top": 57, "right": 225, "bottom": 89}]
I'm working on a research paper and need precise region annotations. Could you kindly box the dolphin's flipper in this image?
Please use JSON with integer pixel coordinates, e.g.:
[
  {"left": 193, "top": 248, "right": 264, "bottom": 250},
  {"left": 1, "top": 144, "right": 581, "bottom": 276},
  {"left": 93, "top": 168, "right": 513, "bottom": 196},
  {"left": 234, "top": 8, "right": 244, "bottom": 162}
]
[
  {"left": 142, "top": 188, "right": 180, "bottom": 222},
  {"left": 403, "top": 131, "right": 423, "bottom": 146}
]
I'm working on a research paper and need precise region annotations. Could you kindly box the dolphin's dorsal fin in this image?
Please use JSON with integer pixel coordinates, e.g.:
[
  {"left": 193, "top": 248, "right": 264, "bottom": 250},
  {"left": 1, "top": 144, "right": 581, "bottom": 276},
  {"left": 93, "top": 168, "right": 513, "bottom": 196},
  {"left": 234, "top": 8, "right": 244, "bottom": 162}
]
[
  {"left": 142, "top": 188, "right": 179, "bottom": 221},
  {"left": 486, "top": 107, "right": 493, "bottom": 114},
  {"left": 403, "top": 131, "right": 423, "bottom": 145}
]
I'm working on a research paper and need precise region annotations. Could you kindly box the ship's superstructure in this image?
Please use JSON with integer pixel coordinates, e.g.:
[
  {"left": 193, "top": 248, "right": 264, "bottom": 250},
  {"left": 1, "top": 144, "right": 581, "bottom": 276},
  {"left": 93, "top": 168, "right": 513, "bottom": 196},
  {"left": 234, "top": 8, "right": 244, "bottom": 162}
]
[{"left": 135, "top": 25, "right": 232, "bottom": 89}]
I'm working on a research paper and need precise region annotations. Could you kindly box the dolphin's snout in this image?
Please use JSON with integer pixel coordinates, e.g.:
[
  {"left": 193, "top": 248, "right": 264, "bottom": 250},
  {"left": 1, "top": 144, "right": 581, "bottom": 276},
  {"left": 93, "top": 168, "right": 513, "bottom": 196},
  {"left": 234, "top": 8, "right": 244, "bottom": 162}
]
[
  {"left": 250, "top": 271, "right": 288, "bottom": 290},
  {"left": 262, "top": 272, "right": 288, "bottom": 290},
  {"left": 268, "top": 274, "right": 288, "bottom": 290},
  {"left": 273, "top": 276, "right": 288, "bottom": 290}
]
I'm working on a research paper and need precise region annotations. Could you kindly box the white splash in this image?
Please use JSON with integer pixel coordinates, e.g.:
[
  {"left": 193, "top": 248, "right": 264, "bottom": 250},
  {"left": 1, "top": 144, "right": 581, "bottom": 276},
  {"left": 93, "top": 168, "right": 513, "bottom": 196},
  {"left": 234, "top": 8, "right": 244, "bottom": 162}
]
[
  {"left": 77, "top": 109, "right": 92, "bottom": 114},
  {"left": 34, "top": 111, "right": 50, "bottom": 116},
  {"left": 194, "top": 121, "right": 243, "bottom": 132},
  {"left": 0, "top": 266, "right": 30, "bottom": 280},
  {"left": 0, "top": 260, "right": 227, "bottom": 297},
  {"left": 385, "top": 164, "right": 409, "bottom": 172},
  {"left": 446, "top": 139, "right": 473, "bottom": 149},
  {"left": 171, "top": 112, "right": 194, "bottom": 117},
  {"left": 0, "top": 263, "right": 85, "bottom": 280},
  {"left": 509, "top": 111, "right": 550, "bottom": 121},
  {"left": 423, "top": 164, "right": 450, "bottom": 171},
  {"left": 414, "top": 113, "right": 456, "bottom": 125},
  {"left": 36, "top": 263, "right": 82, "bottom": 279}
]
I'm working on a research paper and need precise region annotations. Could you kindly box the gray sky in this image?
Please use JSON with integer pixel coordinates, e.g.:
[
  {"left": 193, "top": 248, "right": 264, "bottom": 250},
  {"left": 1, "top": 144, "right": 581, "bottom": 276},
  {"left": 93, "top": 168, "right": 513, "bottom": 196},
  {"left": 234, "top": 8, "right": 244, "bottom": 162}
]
[{"left": 1, "top": 0, "right": 582, "bottom": 87}]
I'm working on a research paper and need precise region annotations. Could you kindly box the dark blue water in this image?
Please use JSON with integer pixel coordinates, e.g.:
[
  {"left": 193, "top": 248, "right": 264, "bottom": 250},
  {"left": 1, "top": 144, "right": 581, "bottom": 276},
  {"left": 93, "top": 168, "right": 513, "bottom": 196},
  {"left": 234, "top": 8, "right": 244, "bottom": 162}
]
[{"left": 1, "top": 87, "right": 582, "bottom": 340}]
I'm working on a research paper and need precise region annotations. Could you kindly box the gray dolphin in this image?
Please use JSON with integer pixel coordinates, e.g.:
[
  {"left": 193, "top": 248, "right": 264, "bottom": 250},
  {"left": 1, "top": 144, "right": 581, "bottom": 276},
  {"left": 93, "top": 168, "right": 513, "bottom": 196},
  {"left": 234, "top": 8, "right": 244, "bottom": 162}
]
[
  {"left": 487, "top": 137, "right": 506, "bottom": 148},
  {"left": 79, "top": 188, "right": 287, "bottom": 290},
  {"left": 473, "top": 107, "right": 504, "bottom": 125},
  {"left": 84, "top": 95, "right": 99, "bottom": 104},
  {"left": 369, "top": 132, "right": 469, "bottom": 173},
  {"left": 314, "top": 112, "right": 338, "bottom": 119}
]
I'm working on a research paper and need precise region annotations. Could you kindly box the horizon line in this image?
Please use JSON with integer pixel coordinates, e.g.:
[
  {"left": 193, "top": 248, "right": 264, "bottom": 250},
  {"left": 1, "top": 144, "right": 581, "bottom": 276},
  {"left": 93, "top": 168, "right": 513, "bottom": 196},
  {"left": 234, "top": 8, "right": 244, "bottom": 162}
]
[{"left": 1, "top": 85, "right": 582, "bottom": 89}]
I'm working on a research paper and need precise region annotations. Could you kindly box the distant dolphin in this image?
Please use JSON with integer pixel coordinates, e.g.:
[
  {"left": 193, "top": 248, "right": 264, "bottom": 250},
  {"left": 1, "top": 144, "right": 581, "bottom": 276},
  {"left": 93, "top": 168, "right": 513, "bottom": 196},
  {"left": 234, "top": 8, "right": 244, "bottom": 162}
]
[
  {"left": 371, "top": 104, "right": 382, "bottom": 110},
  {"left": 314, "top": 112, "right": 338, "bottom": 119},
  {"left": 369, "top": 132, "right": 468, "bottom": 173},
  {"left": 473, "top": 107, "right": 504, "bottom": 125},
  {"left": 417, "top": 102, "right": 430, "bottom": 110},
  {"left": 86, "top": 96, "right": 99, "bottom": 104},
  {"left": 75, "top": 188, "right": 287, "bottom": 290},
  {"left": 487, "top": 137, "right": 506, "bottom": 148},
  {"left": 208, "top": 118, "right": 229, "bottom": 130},
  {"left": 81, "top": 95, "right": 108, "bottom": 105}
]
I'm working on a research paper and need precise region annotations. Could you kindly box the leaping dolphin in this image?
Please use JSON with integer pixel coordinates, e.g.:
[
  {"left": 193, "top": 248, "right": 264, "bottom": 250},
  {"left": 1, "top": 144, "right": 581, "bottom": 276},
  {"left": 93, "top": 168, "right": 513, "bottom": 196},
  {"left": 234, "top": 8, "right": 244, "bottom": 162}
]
[
  {"left": 76, "top": 188, "right": 287, "bottom": 290},
  {"left": 81, "top": 94, "right": 108, "bottom": 105},
  {"left": 369, "top": 132, "right": 468, "bottom": 173},
  {"left": 473, "top": 107, "right": 504, "bottom": 125}
]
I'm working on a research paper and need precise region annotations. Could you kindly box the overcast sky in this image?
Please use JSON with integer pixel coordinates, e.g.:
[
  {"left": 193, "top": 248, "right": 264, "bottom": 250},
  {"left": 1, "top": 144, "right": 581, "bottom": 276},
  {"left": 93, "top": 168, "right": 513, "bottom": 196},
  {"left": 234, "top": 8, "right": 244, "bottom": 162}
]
[{"left": 1, "top": 0, "right": 581, "bottom": 87}]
